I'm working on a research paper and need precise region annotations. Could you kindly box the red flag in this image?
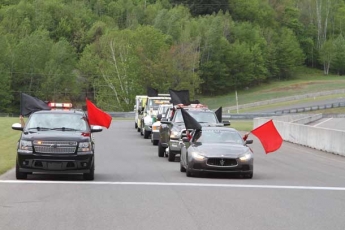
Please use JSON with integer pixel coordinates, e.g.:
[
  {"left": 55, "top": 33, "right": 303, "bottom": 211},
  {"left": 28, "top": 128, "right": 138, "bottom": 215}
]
[
  {"left": 251, "top": 120, "right": 283, "bottom": 154},
  {"left": 86, "top": 98, "right": 112, "bottom": 129}
]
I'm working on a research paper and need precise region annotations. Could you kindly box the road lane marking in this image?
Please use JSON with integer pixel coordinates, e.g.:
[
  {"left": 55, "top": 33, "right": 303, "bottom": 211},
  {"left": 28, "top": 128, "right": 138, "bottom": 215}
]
[
  {"left": 313, "top": 118, "right": 333, "bottom": 127},
  {"left": 1, "top": 180, "right": 345, "bottom": 191}
]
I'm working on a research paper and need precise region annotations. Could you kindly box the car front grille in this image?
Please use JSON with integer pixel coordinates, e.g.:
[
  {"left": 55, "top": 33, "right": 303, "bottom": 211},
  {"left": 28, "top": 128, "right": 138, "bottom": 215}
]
[
  {"left": 207, "top": 158, "right": 238, "bottom": 167},
  {"left": 33, "top": 141, "right": 77, "bottom": 154}
]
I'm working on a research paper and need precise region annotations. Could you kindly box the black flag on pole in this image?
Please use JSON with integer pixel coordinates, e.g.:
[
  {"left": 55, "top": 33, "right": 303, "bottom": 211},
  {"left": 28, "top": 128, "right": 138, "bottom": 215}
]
[
  {"left": 215, "top": 106, "right": 222, "bottom": 122},
  {"left": 169, "top": 89, "right": 190, "bottom": 105},
  {"left": 21, "top": 93, "right": 51, "bottom": 116},
  {"left": 181, "top": 108, "right": 202, "bottom": 131},
  {"left": 147, "top": 87, "right": 158, "bottom": 97}
]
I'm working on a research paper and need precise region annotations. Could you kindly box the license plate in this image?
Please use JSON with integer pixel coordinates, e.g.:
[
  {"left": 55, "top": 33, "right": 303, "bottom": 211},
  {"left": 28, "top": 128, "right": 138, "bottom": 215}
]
[{"left": 48, "top": 162, "right": 63, "bottom": 170}]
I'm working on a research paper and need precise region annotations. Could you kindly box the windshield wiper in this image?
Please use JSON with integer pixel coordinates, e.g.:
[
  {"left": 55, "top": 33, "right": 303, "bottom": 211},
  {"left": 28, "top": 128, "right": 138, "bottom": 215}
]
[
  {"left": 50, "top": 127, "right": 80, "bottom": 131},
  {"left": 28, "top": 127, "right": 50, "bottom": 131}
]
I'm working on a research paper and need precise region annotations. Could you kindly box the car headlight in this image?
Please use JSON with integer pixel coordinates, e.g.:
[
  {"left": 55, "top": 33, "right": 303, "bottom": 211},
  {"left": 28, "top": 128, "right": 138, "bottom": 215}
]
[
  {"left": 239, "top": 151, "right": 252, "bottom": 161},
  {"left": 170, "top": 131, "right": 180, "bottom": 139},
  {"left": 19, "top": 140, "right": 33, "bottom": 151},
  {"left": 191, "top": 151, "right": 205, "bottom": 160},
  {"left": 78, "top": 142, "right": 91, "bottom": 152}
]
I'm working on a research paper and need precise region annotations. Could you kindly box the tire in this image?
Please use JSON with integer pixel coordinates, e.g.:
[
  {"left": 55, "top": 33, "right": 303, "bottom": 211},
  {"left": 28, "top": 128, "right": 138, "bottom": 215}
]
[
  {"left": 135, "top": 123, "right": 137, "bottom": 129},
  {"left": 158, "top": 141, "right": 165, "bottom": 157},
  {"left": 168, "top": 151, "right": 175, "bottom": 162},
  {"left": 16, "top": 161, "right": 27, "bottom": 180},
  {"left": 180, "top": 162, "right": 186, "bottom": 172},
  {"left": 137, "top": 127, "right": 140, "bottom": 132},
  {"left": 152, "top": 140, "right": 158, "bottom": 146},
  {"left": 83, "top": 161, "right": 95, "bottom": 181},
  {"left": 143, "top": 130, "right": 150, "bottom": 139},
  {"left": 186, "top": 166, "right": 193, "bottom": 177}
]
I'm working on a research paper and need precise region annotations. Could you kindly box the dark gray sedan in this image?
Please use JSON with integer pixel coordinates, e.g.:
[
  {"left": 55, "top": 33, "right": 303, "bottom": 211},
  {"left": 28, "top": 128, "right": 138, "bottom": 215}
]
[{"left": 180, "top": 127, "right": 254, "bottom": 178}]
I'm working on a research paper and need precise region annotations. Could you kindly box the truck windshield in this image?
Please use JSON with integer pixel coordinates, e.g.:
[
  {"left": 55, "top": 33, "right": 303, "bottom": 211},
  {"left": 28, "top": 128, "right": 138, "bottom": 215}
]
[
  {"left": 26, "top": 113, "right": 88, "bottom": 131},
  {"left": 174, "top": 110, "right": 218, "bottom": 123},
  {"left": 147, "top": 99, "right": 171, "bottom": 110}
]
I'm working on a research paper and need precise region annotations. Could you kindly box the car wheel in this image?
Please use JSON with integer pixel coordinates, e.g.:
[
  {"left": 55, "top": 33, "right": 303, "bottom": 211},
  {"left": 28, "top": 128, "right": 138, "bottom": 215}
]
[
  {"left": 152, "top": 140, "right": 158, "bottom": 146},
  {"left": 186, "top": 166, "right": 193, "bottom": 177},
  {"left": 16, "top": 161, "right": 27, "bottom": 180},
  {"left": 83, "top": 161, "right": 95, "bottom": 181},
  {"left": 158, "top": 141, "right": 165, "bottom": 157},
  {"left": 168, "top": 151, "right": 175, "bottom": 162},
  {"left": 180, "top": 162, "right": 186, "bottom": 172},
  {"left": 135, "top": 123, "right": 137, "bottom": 129},
  {"left": 140, "top": 125, "right": 143, "bottom": 136},
  {"left": 137, "top": 127, "right": 140, "bottom": 132},
  {"left": 143, "top": 130, "right": 150, "bottom": 139}
]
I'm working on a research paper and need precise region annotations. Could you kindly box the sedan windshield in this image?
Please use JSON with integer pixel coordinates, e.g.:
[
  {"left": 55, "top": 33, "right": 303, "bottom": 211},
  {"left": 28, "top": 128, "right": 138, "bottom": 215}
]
[
  {"left": 195, "top": 130, "right": 244, "bottom": 144},
  {"left": 26, "top": 113, "right": 88, "bottom": 131}
]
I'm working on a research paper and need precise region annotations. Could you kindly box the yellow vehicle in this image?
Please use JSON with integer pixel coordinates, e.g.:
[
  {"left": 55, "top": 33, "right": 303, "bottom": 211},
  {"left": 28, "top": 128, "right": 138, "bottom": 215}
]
[{"left": 134, "top": 95, "right": 147, "bottom": 132}]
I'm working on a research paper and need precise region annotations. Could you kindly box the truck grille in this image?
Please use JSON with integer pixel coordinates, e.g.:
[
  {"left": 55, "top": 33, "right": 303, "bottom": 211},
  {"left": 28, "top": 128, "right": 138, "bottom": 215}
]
[
  {"left": 33, "top": 141, "right": 77, "bottom": 154},
  {"left": 207, "top": 158, "right": 238, "bottom": 167}
]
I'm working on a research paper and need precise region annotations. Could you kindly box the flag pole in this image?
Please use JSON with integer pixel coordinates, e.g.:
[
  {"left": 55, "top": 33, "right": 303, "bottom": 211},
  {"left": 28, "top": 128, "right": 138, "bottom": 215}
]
[{"left": 235, "top": 90, "right": 239, "bottom": 114}]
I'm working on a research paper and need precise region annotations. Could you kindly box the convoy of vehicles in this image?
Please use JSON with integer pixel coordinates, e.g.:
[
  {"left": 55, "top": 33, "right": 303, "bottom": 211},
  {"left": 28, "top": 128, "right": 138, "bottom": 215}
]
[
  {"left": 11, "top": 103, "right": 103, "bottom": 180},
  {"left": 10, "top": 92, "right": 253, "bottom": 181}
]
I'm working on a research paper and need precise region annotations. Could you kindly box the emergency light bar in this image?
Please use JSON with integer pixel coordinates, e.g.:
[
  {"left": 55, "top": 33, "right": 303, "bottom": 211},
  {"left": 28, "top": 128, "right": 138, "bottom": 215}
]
[{"left": 48, "top": 102, "right": 73, "bottom": 108}]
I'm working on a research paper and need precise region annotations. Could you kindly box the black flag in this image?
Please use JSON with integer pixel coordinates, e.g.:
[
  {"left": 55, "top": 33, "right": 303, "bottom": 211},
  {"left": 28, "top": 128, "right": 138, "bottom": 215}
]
[
  {"left": 181, "top": 108, "right": 202, "bottom": 131},
  {"left": 215, "top": 107, "right": 222, "bottom": 122},
  {"left": 169, "top": 89, "right": 190, "bottom": 105},
  {"left": 21, "top": 93, "right": 51, "bottom": 116},
  {"left": 147, "top": 87, "right": 158, "bottom": 97}
]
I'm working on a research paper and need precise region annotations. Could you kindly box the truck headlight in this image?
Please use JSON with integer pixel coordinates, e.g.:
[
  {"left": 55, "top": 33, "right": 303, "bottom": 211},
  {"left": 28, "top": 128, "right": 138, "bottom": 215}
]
[
  {"left": 170, "top": 131, "right": 180, "bottom": 139},
  {"left": 78, "top": 142, "right": 91, "bottom": 152},
  {"left": 19, "top": 140, "right": 33, "bottom": 151}
]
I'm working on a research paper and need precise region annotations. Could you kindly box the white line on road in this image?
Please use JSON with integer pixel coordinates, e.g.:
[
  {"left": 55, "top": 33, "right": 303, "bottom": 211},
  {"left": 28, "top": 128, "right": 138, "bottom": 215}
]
[
  {"left": 313, "top": 118, "right": 333, "bottom": 127},
  {"left": 1, "top": 180, "right": 345, "bottom": 191}
]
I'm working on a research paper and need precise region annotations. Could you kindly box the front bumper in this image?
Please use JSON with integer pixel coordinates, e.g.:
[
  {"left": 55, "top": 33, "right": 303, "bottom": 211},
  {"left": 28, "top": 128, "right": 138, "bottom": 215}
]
[
  {"left": 17, "top": 152, "right": 94, "bottom": 174},
  {"left": 188, "top": 158, "right": 253, "bottom": 174}
]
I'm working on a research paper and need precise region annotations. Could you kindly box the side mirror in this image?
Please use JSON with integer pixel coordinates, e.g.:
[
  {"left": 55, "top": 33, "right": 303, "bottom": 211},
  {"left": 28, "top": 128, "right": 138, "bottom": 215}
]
[
  {"left": 245, "top": 140, "right": 253, "bottom": 145},
  {"left": 223, "top": 121, "right": 230, "bottom": 126},
  {"left": 91, "top": 125, "right": 103, "bottom": 133},
  {"left": 182, "top": 137, "right": 190, "bottom": 143},
  {"left": 157, "top": 114, "right": 162, "bottom": 121},
  {"left": 12, "top": 123, "right": 23, "bottom": 131}
]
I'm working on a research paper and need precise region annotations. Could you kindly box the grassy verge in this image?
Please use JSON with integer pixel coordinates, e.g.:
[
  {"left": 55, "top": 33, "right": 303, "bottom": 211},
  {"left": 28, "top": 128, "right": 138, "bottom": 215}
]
[
  {"left": 198, "top": 68, "right": 345, "bottom": 109},
  {"left": 229, "top": 120, "right": 253, "bottom": 132},
  {"left": 0, "top": 118, "right": 21, "bottom": 175}
]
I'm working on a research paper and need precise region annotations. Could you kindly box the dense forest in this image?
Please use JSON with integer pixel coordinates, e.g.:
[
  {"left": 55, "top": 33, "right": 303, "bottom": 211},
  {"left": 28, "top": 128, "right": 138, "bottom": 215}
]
[{"left": 0, "top": 0, "right": 345, "bottom": 112}]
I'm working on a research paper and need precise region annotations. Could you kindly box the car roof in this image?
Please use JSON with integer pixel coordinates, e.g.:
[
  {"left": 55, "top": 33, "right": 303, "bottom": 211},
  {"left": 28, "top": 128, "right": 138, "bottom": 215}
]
[{"left": 32, "top": 110, "right": 86, "bottom": 116}]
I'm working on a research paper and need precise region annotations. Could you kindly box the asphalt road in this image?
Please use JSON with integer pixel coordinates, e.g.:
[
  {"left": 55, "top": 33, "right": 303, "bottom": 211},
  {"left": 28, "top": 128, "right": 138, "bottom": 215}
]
[{"left": 1, "top": 120, "right": 345, "bottom": 230}]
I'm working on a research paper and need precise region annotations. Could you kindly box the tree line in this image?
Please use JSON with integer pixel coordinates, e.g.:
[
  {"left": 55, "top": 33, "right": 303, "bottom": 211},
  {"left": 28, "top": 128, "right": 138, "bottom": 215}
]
[{"left": 0, "top": 0, "right": 344, "bottom": 112}]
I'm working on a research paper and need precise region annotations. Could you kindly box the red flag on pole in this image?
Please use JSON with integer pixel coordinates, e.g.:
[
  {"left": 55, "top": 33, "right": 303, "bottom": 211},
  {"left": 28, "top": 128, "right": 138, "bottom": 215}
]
[
  {"left": 251, "top": 120, "right": 283, "bottom": 154},
  {"left": 86, "top": 98, "right": 112, "bottom": 129}
]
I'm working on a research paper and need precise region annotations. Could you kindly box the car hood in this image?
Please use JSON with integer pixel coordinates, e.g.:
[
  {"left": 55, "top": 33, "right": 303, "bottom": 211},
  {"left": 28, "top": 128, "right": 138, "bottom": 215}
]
[
  {"left": 21, "top": 131, "right": 91, "bottom": 142},
  {"left": 190, "top": 143, "right": 250, "bottom": 158}
]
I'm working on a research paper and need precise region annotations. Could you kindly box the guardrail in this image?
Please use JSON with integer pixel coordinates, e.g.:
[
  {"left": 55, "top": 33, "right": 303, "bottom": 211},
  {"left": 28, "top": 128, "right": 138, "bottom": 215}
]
[{"left": 274, "top": 101, "right": 345, "bottom": 114}]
